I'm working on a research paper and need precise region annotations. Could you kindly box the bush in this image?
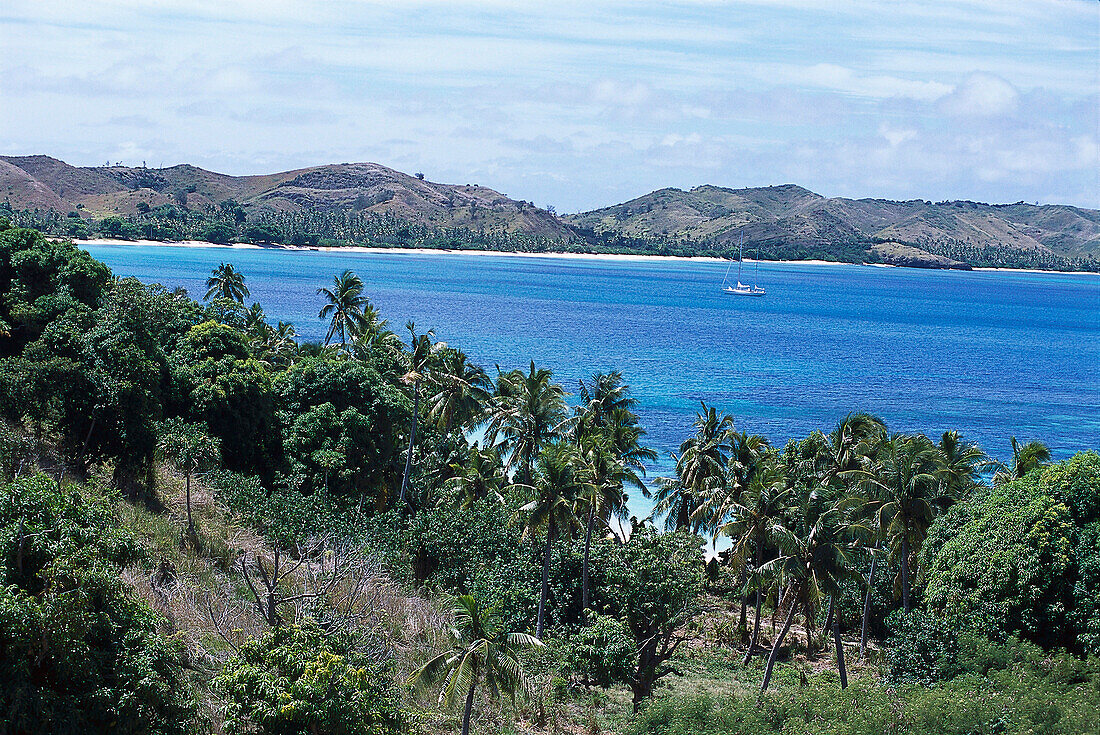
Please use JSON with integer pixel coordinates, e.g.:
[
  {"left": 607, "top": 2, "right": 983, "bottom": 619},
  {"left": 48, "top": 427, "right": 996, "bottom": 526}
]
[
  {"left": 0, "top": 475, "right": 193, "bottom": 733},
  {"left": 215, "top": 623, "right": 408, "bottom": 735},
  {"left": 922, "top": 453, "right": 1100, "bottom": 654},
  {"left": 565, "top": 613, "right": 636, "bottom": 687}
]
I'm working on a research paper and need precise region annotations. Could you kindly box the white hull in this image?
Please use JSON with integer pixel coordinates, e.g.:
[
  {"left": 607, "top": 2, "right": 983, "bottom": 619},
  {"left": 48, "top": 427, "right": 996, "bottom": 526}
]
[{"left": 724, "top": 285, "right": 766, "bottom": 296}]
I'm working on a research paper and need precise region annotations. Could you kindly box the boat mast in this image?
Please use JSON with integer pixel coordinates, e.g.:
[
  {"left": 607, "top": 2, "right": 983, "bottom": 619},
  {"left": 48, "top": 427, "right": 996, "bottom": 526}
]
[
  {"left": 737, "top": 231, "right": 744, "bottom": 284},
  {"left": 754, "top": 246, "right": 760, "bottom": 287}
]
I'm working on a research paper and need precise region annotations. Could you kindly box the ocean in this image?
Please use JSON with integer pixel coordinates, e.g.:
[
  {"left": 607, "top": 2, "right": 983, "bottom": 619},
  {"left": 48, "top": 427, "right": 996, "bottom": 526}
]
[{"left": 82, "top": 244, "right": 1100, "bottom": 517}]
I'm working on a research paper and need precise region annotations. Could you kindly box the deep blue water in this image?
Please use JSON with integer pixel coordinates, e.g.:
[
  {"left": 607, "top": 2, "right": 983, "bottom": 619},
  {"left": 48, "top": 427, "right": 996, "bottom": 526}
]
[{"left": 83, "top": 244, "right": 1100, "bottom": 516}]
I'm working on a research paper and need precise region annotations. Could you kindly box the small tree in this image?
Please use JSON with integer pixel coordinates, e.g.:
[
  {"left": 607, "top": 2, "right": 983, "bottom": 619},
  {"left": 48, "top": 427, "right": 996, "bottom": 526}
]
[
  {"left": 594, "top": 526, "right": 704, "bottom": 711},
  {"left": 155, "top": 418, "right": 220, "bottom": 539},
  {"left": 409, "top": 595, "right": 542, "bottom": 735}
]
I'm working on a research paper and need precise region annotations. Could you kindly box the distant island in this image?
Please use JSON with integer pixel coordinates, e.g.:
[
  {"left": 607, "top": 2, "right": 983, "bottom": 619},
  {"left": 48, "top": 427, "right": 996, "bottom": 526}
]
[{"left": 2, "top": 154, "right": 1097, "bottom": 271}]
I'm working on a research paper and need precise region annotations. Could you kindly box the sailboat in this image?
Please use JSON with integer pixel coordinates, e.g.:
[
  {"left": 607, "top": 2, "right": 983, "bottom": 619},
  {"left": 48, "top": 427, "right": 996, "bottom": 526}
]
[{"left": 722, "top": 232, "right": 766, "bottom": 296}]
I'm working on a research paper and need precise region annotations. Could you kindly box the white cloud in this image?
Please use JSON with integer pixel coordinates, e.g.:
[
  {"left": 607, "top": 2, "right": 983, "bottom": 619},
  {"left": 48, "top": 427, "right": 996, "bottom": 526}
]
[{"left": 937, "top": 73, "right": 1019, "bottom": 117}]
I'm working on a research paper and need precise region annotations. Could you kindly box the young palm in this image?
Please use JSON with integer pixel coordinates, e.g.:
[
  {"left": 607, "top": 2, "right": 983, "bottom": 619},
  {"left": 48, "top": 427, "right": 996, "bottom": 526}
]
[
  {"left": 446, "top": 444, "right": 506, "bottom": 509},
  {"left": 654, "top": 403, "right": 734, "bottom": 532},
  {"left": 316, "top": 269, "right": 369, "bottom": 350},
  {"left": 427, "top": 347, "right": 493, "bottom": 435},
  {"left": 409, "top": 595, "right": 542, "bottom": 735},
  {"left": 518, "top": 444, "right": 585, "bottom": 638},
  {"left": 993, "top": 436, "right": 1051, "bottom": 485},
  {"left": 399, "top": 322, "right": 443, "bottom": 506},
  {"left": 485, "top": 361, "right": 568, "bottom": 487},
  {"left": 204, "top": 263, "right": 249, "bottom": 302}
]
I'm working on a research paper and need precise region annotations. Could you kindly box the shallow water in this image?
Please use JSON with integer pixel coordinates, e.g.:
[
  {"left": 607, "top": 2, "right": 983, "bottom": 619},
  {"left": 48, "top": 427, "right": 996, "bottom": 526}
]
[{"left": 83, "top": 244, "right": 1100, "bottom": 517}]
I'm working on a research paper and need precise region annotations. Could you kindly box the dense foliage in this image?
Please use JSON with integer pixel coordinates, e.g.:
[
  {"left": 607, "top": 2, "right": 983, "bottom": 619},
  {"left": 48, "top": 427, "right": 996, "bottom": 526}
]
[{"left": 0, "top": 225, "right": 1096, "bottom": 734}]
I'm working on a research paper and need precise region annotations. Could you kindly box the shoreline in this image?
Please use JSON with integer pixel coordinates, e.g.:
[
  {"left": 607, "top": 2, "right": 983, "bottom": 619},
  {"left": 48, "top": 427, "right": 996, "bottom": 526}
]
[{"left": 71, "top": 238, "right": 1098, "bottom": 276}]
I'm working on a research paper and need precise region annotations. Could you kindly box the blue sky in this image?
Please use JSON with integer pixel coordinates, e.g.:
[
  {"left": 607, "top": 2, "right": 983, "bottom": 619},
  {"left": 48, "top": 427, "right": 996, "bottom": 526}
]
[{"left": 1, "top": 0, "right": 1097, "bottom": 211}]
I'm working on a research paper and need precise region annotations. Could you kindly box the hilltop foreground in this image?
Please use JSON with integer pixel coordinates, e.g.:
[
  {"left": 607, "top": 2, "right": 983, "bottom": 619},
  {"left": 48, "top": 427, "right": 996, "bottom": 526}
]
[{"left": 2, "top": 154, "right": 1098, "bottom": 270}]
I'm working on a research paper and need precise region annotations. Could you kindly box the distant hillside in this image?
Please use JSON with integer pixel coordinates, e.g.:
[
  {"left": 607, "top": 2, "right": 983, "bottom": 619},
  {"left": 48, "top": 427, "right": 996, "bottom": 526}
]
[
  {"left": 0, "top": 155, "right": 572, "bottom": 239},
  {"left": 569, "top": 184, "right": 1100, "bottom": 269},
  {"left": 2, "top": 155, "right": 1097, "bottom": 270}
]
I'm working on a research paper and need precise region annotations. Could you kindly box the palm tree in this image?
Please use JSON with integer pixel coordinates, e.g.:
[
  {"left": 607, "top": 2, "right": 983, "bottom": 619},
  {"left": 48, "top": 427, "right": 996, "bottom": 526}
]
[
  {"left": 575, "top": 434, "right": 634, "bottom": 612},
  {"left": 204, "top": 263, "right": 249, "bottom": 302},
  {"left": 409, "top": 595, "right": 542, "bottom": 735},
  {"left": 399, "top": 322, "right": 442, "bottom": 507},
  {"left": 654, "top": 403, "right": 734, "bottom": 532},
  {"left": 938, "top": 430, "right": 988, "bottom": 496},
  {"left": 316, "top": 269, "right": 369, "bottom": 350},
  {"left": 856, "top": 434, "right": 951, "bottom": 612},
  {"left": 759, "top": 492, "right": 865, "bottom": 692},
  {"left": 428, "top": 348, "right": 493, "bottom": 435},
  {"left": 518, "top": 444, "right": 585, "bottom": 638},
  {"left": 718, "top": 459, "right": 791, "bottom": 664},
  {"left": 993, "top": 436, "right": 1052, "bottom": 485},
  {"left": 446, "top": 444, "right": 505, "bottom": 509},
  {"left": 485, "top": 361, "right": 568, "bottom": 487},
  {"left": 573, "top": 371, "right": 637, "bottom": 438}
]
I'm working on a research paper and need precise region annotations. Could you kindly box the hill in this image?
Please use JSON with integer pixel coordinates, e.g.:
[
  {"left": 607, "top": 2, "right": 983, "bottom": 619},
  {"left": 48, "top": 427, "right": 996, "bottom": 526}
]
[
  {"left": 0, "top": 155, "right": 572, "bottom": 239},
  {"left": 569, "top": 184, "right": 1100, "bottom": 269},
  {"left": 2, "top": 155, "right": 1097, "bottom": 269}
]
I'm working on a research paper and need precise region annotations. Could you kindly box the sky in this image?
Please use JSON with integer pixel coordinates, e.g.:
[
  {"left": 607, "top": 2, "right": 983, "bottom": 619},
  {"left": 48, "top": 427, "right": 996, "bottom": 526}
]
[{"left": 1, "top": 0, "right": 1097, "bottom": 212}]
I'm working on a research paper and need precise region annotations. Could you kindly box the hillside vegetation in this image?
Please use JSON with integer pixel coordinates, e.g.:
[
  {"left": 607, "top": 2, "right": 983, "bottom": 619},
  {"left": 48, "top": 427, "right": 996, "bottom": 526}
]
[
  {"left": 1, "top": 223, "right": 1098, "bottom": 733},
  {"left": 2, "top": 155, "right": 1098, "bottom": 270}
]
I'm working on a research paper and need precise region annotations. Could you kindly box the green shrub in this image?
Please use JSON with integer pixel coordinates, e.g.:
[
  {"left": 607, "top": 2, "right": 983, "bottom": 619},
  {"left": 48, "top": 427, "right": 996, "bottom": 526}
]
[
  {"left": 0, "top": 475, "right": 193, "bottom": 733},
  {"left": 215, "top": 623, "right": 408, "bottom": 735}
]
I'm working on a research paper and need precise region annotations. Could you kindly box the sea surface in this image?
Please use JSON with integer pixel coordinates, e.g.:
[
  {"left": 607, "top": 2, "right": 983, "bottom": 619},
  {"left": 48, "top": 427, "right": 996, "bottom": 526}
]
[{"left": 82, "top": 244, "right": 1100, "bottom": 518}]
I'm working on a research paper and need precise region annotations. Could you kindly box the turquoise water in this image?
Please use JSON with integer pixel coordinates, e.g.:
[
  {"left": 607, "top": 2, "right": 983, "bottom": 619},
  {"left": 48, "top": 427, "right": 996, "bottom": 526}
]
[{"left": 83, "top": 244, "right": 1100, "bottom": 511}]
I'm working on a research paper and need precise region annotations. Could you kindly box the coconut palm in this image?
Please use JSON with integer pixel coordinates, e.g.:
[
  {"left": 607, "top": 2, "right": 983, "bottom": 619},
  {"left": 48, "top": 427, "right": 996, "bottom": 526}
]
[
  {"left": 428, "top": 347, "right": 493, "bottom": 435},
  {"left": 409, "top": 595, "right": 542, "bottom": 735},
  {"left": 485, "top": 361, "right": 568, "bottom": 486},
  {"left": 204, "top": 263, "right": 249, "bottom": 302},
  {"left": 937, "top": 430, "right": 988, "bottom": 496},
  {"left": 316, "top": 269, "right": 369, "bottom": 350},
  {"left": 718, "top": 459, "right": 791, "bottom": 664},
  {"left": 759, "top": 492, "right": 866, "bottom": 692},
  {"left": 518, "top": 443, "right": 586, "bottom": 638},
  {"left": 654, "top": 403, "right": 734, "bottom": 532},
  {"left": 573, "top": 371, "right": 637, "bottom": 438},
  {"left": 993, "top": 436, "right": 1052, "bottom": 485},
  {"left": 855, "top": 433, "right": 951, "bottom": 612},
  {"left": 575, "top": 434, "right": 635, "bottom": 611},
  {"left": 399, "top": 322, "right": 442, "bottom": 507},
  {"left": 446, "top": 444, "right": 506, "bottom": 509}
]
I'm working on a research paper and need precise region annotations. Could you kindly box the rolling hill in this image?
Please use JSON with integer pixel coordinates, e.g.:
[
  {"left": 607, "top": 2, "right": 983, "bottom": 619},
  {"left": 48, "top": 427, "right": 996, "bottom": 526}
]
[
  {"left": 568, "top": 184, "right": 1100, "bottom": 268},
  {"left": 2, "top": 155, "right": 1097, "bottom": 269}
]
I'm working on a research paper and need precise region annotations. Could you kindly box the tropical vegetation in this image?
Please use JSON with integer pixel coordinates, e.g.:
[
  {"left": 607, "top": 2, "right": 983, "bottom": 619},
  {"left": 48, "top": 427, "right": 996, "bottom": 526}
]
[{"left": 0, "top": 223, "right": 1097, "bottom": 734}]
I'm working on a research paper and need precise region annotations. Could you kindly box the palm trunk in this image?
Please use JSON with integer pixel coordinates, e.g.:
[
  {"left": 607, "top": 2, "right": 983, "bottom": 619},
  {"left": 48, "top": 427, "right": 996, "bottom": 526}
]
[
  {"left": 822, "top": 596, "right": 835, "bottom": 647},
  {"left": 901, "top": 535, "right": 910, "bottom": 613},
  {"left": 743, "top": 585, "right": 762, "bottom": 665},
  {"left": 833, "top": 608, "right": 848, "bottom": 689},
  {"left": 185, "top": 472, "right": 194, "bottom": 537},
  {"left": 461, "top": 681, "right": 477, "bottom": 735},
  {"left": 860, "top": 550, "right": 879, "bottom": 659},
  {"left": 536, "top": 522, "right": 554, "bottom": 638},
  {"left": 582, "top": 503, "right": 595, "bottom": 613},
  {"left": 761, "top": 584, "right": 800, "bottom": 693},
  {"left": 399, "top": 377, "right": 421, "bottom": 507},
  {"left": 738, "top": 566, "right": 748, "bottom": 642}
]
